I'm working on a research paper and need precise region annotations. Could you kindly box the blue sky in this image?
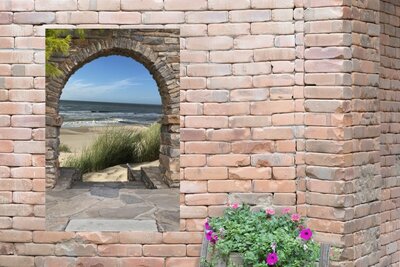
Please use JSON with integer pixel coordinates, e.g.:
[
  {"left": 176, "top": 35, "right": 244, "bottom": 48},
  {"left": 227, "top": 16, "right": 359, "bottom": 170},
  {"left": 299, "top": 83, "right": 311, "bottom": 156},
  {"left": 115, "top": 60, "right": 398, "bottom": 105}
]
[{"left": 61, "top": 55, "right": 161, "bottom": 105}]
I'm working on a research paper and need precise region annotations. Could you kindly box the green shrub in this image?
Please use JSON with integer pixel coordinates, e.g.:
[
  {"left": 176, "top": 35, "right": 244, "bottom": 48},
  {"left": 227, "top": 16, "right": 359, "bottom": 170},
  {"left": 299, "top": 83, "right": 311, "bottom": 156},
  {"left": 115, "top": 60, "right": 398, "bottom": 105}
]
[
  {"left": 64, "top": 123, "right": 161, "bottom": 173},
  {"left": 203, "top": 205, "right": 320, "bottom": 267},
  {"left": 59, "top": 143, "right": 72, "bottom": 153},
  {"left": 132, "top": 123, "right": 161, "bottom": 162}
]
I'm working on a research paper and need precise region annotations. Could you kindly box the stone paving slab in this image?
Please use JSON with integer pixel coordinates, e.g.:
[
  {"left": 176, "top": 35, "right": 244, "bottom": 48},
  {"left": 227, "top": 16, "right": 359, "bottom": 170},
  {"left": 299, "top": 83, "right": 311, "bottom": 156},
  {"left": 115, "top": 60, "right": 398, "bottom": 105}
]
[
  {"left": 65, "top": 219, "right": 157, "bottom": 232},
  {"left": 46, "top": 179, "right": 180, "bottom": 232}
]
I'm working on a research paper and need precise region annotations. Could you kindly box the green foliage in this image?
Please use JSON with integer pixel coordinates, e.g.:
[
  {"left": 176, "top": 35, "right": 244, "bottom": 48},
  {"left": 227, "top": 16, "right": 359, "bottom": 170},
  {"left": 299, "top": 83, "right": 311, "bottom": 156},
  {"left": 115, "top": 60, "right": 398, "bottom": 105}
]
[
  {"left": 59, "top": 143, "right": 71, "bottom": 153},
  {"left": 46, "top": 29, "right": 86, "bottom": 77},
  {"left": 63, "top": 124, "right": 161, "bottom": 173},
  {"left": 132, "top": 123, "right": 161, "bottom": 162},
  {"left": 204, "top": 205, "right": 320, "bottom": 267}
]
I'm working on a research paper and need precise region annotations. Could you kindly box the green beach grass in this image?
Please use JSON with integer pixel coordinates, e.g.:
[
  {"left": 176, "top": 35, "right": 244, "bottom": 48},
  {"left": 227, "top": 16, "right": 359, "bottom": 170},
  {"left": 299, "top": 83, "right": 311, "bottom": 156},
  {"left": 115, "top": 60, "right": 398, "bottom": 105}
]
[{"left": 63, "top": 123, "right": 161, "bottom": 173}]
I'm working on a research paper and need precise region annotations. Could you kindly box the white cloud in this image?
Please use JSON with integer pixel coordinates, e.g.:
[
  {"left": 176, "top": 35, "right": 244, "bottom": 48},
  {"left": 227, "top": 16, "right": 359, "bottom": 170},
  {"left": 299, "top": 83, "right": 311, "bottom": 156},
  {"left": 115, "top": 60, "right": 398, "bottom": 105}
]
[{"left": 61, "top": 78, "right": 141, "bottom": 101}]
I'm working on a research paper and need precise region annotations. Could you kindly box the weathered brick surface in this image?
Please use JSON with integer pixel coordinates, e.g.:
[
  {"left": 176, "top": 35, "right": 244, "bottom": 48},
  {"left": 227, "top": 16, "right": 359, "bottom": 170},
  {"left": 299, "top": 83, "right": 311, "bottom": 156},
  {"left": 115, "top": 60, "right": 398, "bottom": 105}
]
[{"left": 0, "top": 0, "right": 396, "bottom": 266}]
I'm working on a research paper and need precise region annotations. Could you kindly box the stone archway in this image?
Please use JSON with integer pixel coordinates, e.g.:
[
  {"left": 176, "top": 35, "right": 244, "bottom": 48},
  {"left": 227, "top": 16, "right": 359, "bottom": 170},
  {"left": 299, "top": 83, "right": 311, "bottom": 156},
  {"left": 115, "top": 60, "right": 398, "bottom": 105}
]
[{"left": 46, "top": 29, "right": 180, "bottom": 189}]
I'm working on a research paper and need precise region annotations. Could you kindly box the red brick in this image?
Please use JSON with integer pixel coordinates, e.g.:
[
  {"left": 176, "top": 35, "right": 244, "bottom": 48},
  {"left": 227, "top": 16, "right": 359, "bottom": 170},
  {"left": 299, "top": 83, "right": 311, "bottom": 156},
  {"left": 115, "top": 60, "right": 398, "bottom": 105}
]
[
  {"left": 180, "top": 181, "right": 207, "bottom": 193},
  {"left": 13, "top": 192, "right": 44, "bottom": 204},
  {"left": 251, "top": 100, "right": 294, "bottom": 115},
  {"left": 15, "top": 37, "right": 44, "bottom": 49},
  {"left": 13, "top": 12, "right": 55, "bottom": 24},
  {"left": 0, "top": 256, "right": 34, "bottom": 266},
  {"left": 0, "top": 166, "right": 10, "bottom": 178},
  {"left": 186, "top": 11, "right": 228, "bottom": 23},
  {"left": 209, "top": 0, "right": 250, "bottom": 10},
  {"left": 0, "top": 141, "right": 13, "bottom": 153},
  {"left": 210, "top": 50, "right": 253, "bottom": 63},
  {"left": 166, "top": 257, "right": 199, "bottom": 267},
  {"left": 120, "top": 257, "right": 164, "bottom": 267},
  {"left": 13, "top": 141, "right": 44, "bottom": 154},
  {"left": 181, "top": 155, "right": 206, "bottom": 167},
  {"left": 120, "top": 232, "right": 162, "bottom": 244},
  {"left": 208, "top": 180, "right": 252, "bottom": 192},
  {"left": 186, "top": 90, "right": 229, "bottom": 102},
  {"left": 185, "top": 116, "right": 228, "bottom": 128},
  {"left": 208, "top": 76, "right": 252, "bottom": 89},
  {"left": 204, "top": 103, "right": 250, "bottom": 115},
  {"left": 180, "top": 206, "right": 207, "bottom": 218},
  {"left": 143, "top": 245, "right": 186, "bottom": 256},
  {"left": 273, "top": 167, "right": 296, "bottom": 179},
  {"left": 181, "top": 77, "right": 206, "bottom": 89},
  {"left": 251, "top": 154, "right": 294, "bottom": 167},
  {"left": 76, "top": 258, "right": 120, "bottom": 266},
  {"left": 142, "top": 12, "right": 184, "bottom": 24},
  {"left": 78, "top": 0, "right": 120, "bottom": 10},
  {"left": 186, "top": 36, "right": 233, "bottom": 51},
  {"left": 13, "top": 217, "right": 45, "bottom": 230},
  {"left": 185, "top": 193, "right": 227, "bottom": 206},
  {"left": 56, "top": 11, "right": 98, "bottom": 24},
  {"left": 0, "top": 13, "right": 12, "bottom": 24},
  {"left": 121, "top": 0, "right": 163, "bottom": 10},
  {"left": 165, "top": 0, "right": 207, "bottom": 10},
  {"left": 98, "top": 244, "right": 142, "bottom": 256},
  {"left": 33, "top": 231, "right": 75, "bottom": 243},
  {"left": 99, "top": 12, "right": 141, "bottom": 24},
  {"left": 0, "top": 192, "right": 11, "bottom": 204},
  {"left": 229, "top": 116, "right": 271, "bottom": 128},
  {"left": 0, "top": 154, "right": 31, "bottom": 167},
  {"left": 185, "top": 142, "right": 230, "bottom": 154},
  {"left": 208, "top": 23, "right": 250, "bottom": 36},
  {"left": 207, "top": 154, "right": 250, "bottom": 167},
  {"left": 11, "top": 115, "right": 44, "bottom": 127},
  {"left": 206, "top": 128, "right": 250, "bottom": 141},
  {"left": 233, "top": 62, "right": 271, "bottom": 76},
  {"left": 163, "top": 232, "right": 203, "bottom": 244},
  {"left": 0, "top": 103, "right": 31, "bottom": 115},
  {"left": 253, "top": 74, "right": 294, "bottom": 87},
  {"left": 187, "top": 244, "right": 201, "bottom": 256},
  {"left": 180, "top": 103, "right": 203, "bottom": 115},
  {"left": 252, "top": 127, "right": 294, "bottom": 140},
  {"left": 185, "top": 167, "right": 228, "bottom": 180},
  {"left": 232, "top": 141, "right": 274, "bottom": 154},
  {"left": 253, "top": 180, "right": 296, "bottom": 193},
  {"left": 230, "top": 89, "right": 268, "bottom": 101},
  {"left": 0, "top": 230, "right": 32, "bottom": 242},
  {"left": 36, "top": 0, "right": 76, "bottom": 10},
  {"left": 229, "top": 167, "right": 271, "bottom": 179},
  {"left": 229, "top": 10, "right": 271, "bottom": 22}
]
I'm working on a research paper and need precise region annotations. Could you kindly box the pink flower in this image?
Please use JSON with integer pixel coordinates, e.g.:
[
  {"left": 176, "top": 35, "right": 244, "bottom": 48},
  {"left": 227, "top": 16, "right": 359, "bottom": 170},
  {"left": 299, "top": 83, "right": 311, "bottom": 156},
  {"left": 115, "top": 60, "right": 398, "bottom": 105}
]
[
  {"left": 299, "top": 228, "right": 313, "bottom": 241},
  {"left": 206, "top": 230, "right": 218, "bottom": 244},
  {"left": 204, "top": 219, "right": 211, "bottom": 230},
  {"left": 266, "top": 252, "right": 278, "bottom": 266},
  {"left": 282, "top": 207, "right": 291, "bottom": 214},
  {"left": 206, "top": 230, "right": 213, "bottom": 241},
  {"left": 210, "top": 233, "right": 218, "bottom": 244},
  {"left": 231, "top": 203, "right": 239, "bottom": 209},
  {"left": 266, "top": 208, "right": 275, "bottom": 215},
  {"left": 291, "top": 213, "right": 301, "bottom": 222}
]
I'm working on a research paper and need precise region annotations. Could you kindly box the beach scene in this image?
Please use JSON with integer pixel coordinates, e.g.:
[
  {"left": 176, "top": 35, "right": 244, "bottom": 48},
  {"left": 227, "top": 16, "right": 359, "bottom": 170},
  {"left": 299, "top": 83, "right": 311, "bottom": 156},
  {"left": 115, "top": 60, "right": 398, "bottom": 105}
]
[
  {"left": 58, "top": 99, "right": 162, "bottom": 182},
  {"left": 45, "top": 32, "right": 179, "bottom": 232}
]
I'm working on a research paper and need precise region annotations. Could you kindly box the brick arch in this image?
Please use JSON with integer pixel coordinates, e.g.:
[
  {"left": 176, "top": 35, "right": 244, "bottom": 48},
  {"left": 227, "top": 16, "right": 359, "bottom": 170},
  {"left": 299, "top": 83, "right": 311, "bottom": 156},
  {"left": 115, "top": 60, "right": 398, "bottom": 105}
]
[{"left": 46, "top": 29, "right": 180, "bottom": 189}]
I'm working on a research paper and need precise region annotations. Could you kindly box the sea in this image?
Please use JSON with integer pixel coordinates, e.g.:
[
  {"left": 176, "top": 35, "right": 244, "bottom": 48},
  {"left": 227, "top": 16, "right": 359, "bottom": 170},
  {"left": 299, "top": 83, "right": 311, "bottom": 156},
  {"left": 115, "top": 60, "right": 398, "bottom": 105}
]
[{"left": 60, "top": 100, "right": 162, "bottom": 128}]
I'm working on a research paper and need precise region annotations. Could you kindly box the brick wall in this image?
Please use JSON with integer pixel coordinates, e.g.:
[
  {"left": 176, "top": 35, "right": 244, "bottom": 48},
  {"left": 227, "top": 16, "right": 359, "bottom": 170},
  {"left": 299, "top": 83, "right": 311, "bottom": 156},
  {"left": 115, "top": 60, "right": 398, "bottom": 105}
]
[
  {"left": 380, "top": 0, "right": 400, "bottom": 266},
  {"left": 0, "top": 0, "right": 399, "bottom": 266}
]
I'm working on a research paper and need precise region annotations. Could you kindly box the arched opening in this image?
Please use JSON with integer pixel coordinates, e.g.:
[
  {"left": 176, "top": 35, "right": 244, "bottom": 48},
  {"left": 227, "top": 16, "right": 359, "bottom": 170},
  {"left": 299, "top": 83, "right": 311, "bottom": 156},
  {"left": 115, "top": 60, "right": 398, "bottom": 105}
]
[
  {"left": 45, "top": 29, "right": 180, "bottom": 232},
  {"left": 59, "top": 55, "right": 162, "bottom": 182}
]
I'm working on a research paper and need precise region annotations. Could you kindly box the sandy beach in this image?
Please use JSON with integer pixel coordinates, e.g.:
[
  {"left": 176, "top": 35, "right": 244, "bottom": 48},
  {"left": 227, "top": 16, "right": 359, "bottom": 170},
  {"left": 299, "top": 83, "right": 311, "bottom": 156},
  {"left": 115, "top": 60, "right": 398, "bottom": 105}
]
[{"left": 59, "top": 125, "right": 152, "bottom": 182}]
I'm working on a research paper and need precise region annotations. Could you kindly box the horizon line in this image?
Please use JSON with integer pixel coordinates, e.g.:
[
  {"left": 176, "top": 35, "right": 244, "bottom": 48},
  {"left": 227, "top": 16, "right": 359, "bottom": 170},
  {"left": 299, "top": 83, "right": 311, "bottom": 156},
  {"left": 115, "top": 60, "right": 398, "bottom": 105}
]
[{"left": 60, "top": 99, "right": 162, "bottom": 106}]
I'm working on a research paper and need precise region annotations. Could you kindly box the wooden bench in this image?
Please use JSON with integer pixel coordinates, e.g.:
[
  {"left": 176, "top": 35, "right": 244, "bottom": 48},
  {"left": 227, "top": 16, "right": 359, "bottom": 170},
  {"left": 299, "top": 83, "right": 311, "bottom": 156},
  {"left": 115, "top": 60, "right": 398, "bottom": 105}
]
[{"left": 200, "top": 230, "right": 330, "bottom": 267}]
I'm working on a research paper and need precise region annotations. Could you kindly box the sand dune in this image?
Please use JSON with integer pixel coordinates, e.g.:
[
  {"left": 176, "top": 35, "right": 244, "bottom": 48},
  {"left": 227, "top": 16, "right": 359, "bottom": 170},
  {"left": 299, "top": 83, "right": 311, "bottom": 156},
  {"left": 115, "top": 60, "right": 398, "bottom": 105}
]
[{"left": 59, "top": 125, "right": 153, "bottom": 182}]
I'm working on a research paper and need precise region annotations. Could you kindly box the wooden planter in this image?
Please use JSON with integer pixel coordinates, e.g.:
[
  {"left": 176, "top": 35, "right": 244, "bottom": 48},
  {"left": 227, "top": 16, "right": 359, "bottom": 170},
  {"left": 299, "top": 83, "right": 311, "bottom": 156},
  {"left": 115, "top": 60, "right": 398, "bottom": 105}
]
[{"left": 200, "top": 231, "right": 330, "bottom": 267}]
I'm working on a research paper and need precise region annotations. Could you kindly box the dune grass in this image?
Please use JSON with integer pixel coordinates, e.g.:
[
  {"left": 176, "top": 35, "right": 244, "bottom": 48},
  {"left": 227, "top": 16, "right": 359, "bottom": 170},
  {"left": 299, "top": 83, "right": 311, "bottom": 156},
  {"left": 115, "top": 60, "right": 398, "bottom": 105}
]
[
  {"left": 59, "top": 143, "right": 72, "bottom": 153},
  {"left": 63, "top": 123, "right": 161, "bottom": 173}
]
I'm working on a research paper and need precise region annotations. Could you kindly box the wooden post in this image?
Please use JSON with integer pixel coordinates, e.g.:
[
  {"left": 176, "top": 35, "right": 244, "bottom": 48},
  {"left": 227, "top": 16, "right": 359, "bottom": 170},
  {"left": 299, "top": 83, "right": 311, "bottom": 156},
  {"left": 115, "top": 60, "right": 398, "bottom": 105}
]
[{"left": 319, "top": 243, "right": 330, "bottom": 267}]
